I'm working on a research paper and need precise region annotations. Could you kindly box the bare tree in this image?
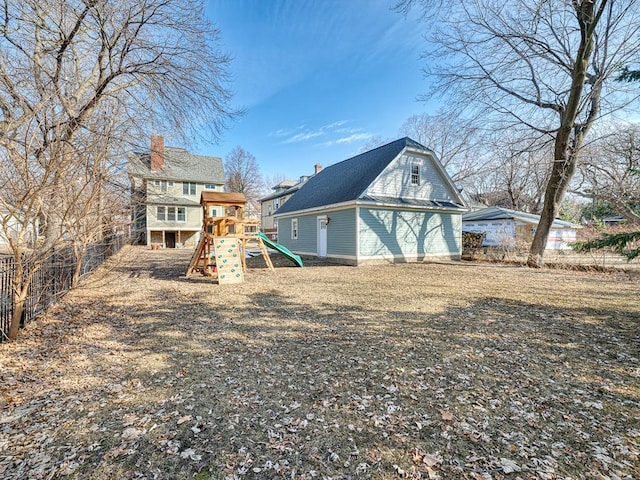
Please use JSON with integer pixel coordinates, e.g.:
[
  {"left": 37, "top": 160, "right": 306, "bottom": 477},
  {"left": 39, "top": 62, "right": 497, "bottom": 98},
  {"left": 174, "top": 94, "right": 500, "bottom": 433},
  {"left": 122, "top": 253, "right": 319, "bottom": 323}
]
[
  {"left": 574, "top": 123, "right": 640, "bottom": 224},
  {"left": 397, "top": 0, "right": 640, "bottom": 266},
  {"left": 261, "top": 173, "right": 290, "bottom": 196},
  {"left": 224, "top": 146, "right": 264, "bottom": 203},
  {"left": 0, "top": 0, "right": 236, "bottom": 340},
  {"left": 61, "top": 109, "right": 131, "bottom": 287},
  {"left": 473, "top": 134, "right": 552, "bottom": 213},
  {"left": 400, "top": 111, "right": 484, "bottom": 187},
  {"left": 358, "top": 136, "right": 393, "bottom": 153}
]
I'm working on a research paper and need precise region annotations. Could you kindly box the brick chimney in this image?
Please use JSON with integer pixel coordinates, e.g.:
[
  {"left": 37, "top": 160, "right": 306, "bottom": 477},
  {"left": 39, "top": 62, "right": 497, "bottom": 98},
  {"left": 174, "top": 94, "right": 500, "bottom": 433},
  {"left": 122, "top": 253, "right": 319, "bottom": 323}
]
[
  {"left": 314, "top": 163, "right": 322, "bottom": 174},
  {"left": 150, "top": 134, "right": 164, "bottom": 171}
]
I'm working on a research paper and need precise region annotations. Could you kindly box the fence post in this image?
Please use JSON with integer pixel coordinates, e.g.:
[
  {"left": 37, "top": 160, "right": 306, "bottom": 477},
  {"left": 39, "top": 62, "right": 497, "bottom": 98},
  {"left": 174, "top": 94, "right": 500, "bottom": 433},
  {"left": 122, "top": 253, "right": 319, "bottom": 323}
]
[{"left": 0, "top": 236, "right": 129, "bottom": 341}]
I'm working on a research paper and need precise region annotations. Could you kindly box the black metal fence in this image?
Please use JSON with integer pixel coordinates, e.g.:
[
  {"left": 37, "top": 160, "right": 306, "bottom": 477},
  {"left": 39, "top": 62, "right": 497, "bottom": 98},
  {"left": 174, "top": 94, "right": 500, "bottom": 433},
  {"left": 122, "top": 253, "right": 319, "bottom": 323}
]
[{"left": 0, "top": 235, "right": 127, "bottom": 341}]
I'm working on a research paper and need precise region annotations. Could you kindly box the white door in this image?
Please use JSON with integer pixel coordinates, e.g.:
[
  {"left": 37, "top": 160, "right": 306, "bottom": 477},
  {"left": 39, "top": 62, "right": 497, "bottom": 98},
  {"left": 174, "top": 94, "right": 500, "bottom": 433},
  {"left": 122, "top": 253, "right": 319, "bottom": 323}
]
[{"left": 317, "top": 217, "right": 328, "bottom": 257}]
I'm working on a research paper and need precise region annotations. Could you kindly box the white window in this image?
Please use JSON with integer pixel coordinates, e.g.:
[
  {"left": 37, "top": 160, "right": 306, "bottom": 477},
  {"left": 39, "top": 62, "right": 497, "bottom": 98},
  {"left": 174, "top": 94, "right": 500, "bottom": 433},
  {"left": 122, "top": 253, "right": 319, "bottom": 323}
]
[
  {"left": 154, "top": 180, "right": 168, "bottom": 192},
  {"left": 183, "top": 182, "right": 196, "bottom": 195},
  {"left": 204, "top": 184, "right": 216, "bottom": 190},
  {"left": 268, "top": 205, "right": 272, "bottom": 216},
  {"left": 168, "top": 181, "right": 174, "bottom": 187},
  {"left": 157, "top": 206, "right": 186, "bottom": 222},
  {"left": 274, "top": 199, "right": 280, "bottom": 209},
  {"left": 411, "top": 165, "right": 420, "bottom": 185},
  {"left": 291, "top": 218, "right": 298, "bottom": 240}
]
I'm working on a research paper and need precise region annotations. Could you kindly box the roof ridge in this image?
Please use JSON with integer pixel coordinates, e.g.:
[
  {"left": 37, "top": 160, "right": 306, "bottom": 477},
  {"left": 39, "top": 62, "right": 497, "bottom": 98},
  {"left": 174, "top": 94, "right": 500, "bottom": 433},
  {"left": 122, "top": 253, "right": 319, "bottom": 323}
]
[{"left": 322, "top": 137, "right": 420, "bottom": 170}]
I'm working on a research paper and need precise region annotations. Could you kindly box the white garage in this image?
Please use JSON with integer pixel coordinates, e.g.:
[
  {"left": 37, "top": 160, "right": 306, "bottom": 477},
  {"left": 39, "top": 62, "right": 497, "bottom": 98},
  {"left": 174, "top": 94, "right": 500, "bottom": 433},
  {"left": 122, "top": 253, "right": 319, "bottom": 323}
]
[{"left": 463, "top": 206, "right": 579, "bottom": 250}]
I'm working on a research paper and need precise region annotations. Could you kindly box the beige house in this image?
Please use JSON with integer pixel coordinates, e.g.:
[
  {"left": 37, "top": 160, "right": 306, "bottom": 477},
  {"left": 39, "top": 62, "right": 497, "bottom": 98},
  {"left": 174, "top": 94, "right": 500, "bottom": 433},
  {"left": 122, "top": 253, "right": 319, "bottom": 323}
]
[
  {"left": 128, "top": 135, "right": 225, "bottom": 248},
  {"left": 260, "top": 164, "right": 322, "bottom": 240}
]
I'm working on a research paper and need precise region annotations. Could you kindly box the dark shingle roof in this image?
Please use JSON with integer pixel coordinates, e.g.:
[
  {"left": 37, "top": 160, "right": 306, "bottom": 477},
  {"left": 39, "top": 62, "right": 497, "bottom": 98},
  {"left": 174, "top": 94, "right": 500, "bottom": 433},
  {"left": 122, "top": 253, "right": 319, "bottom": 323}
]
[
  {"left": 128, "top": 147, "right": 225, "bottom": 184},
  {"left": 275, "top": 138, "right": 430, "bottom": 215},
  {"left": 463, "top": 206, "right": 580, "bottom": 228},
  {"left": 361, "top": 195, "right": 462, "bottom": 210}
]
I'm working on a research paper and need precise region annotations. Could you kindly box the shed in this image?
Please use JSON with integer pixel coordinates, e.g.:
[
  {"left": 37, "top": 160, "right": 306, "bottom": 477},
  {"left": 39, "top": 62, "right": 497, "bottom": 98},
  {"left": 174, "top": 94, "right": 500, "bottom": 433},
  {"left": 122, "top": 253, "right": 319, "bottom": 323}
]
[{"left": 462, "top": 206, "right": 580, "bottom": 250}]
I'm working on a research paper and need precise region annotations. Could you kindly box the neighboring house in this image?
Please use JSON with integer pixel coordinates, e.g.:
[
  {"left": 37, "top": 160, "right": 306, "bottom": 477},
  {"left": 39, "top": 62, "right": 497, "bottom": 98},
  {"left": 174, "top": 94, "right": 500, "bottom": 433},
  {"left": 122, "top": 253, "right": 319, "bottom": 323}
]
[
  {"left": 462, "top": 206, "right": 579, "bottom": 250},
  {"left": 273, "top": 137, "right": 467, "bottom": 265},
  {"left": 128, "top": 135, "right": 225, "bottom": 248},
  {"left": 260, "top": 164, "right": 322, "bottom": 240},
  {"left": 245, "top": 199, "right": 261, "bottom": 222}
]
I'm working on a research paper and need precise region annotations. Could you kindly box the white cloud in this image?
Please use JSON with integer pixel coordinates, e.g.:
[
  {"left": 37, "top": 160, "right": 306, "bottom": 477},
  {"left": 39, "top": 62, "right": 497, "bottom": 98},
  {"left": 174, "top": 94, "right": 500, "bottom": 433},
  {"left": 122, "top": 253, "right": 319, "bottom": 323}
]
[
  {"left": 277, "top": 120, "right": 352, "bottom": 144},
  {"left": 336, "top": 133, "right": 372, "bottom": 144},
  {"left": 316, "top": 131, "right": 373, "bottom": 148},
  {"left": 282, "top": 131, "right": 324, "bottom": 144}
]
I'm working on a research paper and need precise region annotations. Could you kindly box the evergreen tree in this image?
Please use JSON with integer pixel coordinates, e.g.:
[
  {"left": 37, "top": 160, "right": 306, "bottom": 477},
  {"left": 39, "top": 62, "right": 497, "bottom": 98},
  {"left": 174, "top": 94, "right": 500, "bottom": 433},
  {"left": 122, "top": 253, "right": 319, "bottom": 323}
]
[
  {"left": 571, "top": 68, "right": 640, "bottom": 262},
  {"left": 572, "top": 231, "right": 640, "bottom": 261}
]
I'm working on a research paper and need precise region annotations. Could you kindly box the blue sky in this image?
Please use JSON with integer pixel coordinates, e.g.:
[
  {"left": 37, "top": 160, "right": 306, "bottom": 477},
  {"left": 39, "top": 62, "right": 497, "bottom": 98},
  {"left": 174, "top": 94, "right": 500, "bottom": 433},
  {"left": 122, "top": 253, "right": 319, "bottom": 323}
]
[{"left": 201, "top": 0, "right": 432, "bottom": 183}]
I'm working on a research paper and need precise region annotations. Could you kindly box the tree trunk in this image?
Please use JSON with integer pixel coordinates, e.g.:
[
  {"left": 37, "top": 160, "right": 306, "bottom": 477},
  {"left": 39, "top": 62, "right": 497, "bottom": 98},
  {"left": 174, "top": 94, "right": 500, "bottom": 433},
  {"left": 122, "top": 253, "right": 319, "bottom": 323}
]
[
  {"left": 527, "top": 1, "right": 600, "bottom": 267},
  {"left": 71, "top": 243, "right": 87, "bottom": 288},
  {"left": 8, "top": 275, "right": 28, "bottom": 341},
  {"left": 527, "top": 144, "right": 577, "bottom": 267}
]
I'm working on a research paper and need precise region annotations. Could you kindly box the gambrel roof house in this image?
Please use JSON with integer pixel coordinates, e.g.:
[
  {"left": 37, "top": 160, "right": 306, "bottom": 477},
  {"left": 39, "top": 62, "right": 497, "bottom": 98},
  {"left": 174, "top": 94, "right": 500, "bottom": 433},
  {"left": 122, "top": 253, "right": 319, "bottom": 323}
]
[
  {"left": 463, "top": 206, "right": 580, "bottom": 250},
  {"left": 274, "top": 137, "right": 467, "bottom": 265},
  {"left": 128, "top": 135, "right": 225, "bottom": 248}
]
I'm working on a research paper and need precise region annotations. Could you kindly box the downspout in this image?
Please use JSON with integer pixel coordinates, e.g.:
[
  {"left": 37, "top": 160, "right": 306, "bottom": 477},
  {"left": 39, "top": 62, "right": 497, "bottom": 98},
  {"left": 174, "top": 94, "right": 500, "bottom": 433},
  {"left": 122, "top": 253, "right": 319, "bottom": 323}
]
[{"left": 355, "top": 206, "right": 360, "bottom": 266}]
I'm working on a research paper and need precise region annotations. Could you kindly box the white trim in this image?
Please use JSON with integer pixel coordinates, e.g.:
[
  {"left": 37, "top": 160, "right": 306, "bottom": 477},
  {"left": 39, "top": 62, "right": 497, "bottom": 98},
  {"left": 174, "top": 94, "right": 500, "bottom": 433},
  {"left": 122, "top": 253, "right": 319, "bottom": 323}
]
[
  {"left": 405, "top": 145, "right": 466, "bottom": 206},
  {"left": 357, "top": 252, "right": 459, "bottom": 261},
  {"left": 360, "top": 146, "right": 466, "bottom": 207},
  {"left": 281, "top": 252, "right": 357, "bottom": 261},
  {"left": 274, "top": 202, "right": 355, "bottom": 218},
  {"left": 355, "top": 206, "right": 360, "bottom": 264},
  {"left": 275, "top": 199, "right": 465, "bottom": 219},
  {"left": 410, "top": 163, "right": 420, "bottom": 185},
  {"left": 316, "top": 215, "right": 328, "bottom": 257},
  {"left": 325, "top": 253, "right": 358, "bottom": 261},
  {"left": 285, "top": 250, "right": 316, "bottom": 256}
]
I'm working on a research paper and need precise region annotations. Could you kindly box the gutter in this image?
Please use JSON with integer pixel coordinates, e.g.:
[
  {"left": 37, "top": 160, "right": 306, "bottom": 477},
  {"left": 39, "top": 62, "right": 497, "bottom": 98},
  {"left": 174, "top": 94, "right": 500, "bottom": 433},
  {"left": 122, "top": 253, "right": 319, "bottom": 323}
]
[{"left": 274, "top": 199, "right": 466, "bottom": 218}]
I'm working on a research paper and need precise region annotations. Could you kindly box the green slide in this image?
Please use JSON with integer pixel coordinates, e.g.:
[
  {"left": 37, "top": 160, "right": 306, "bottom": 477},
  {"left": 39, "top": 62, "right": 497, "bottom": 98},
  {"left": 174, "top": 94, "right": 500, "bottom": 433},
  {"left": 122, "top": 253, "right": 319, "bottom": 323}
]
[{"left": 258, "top": 232, "right": 303, "bottom": 267}]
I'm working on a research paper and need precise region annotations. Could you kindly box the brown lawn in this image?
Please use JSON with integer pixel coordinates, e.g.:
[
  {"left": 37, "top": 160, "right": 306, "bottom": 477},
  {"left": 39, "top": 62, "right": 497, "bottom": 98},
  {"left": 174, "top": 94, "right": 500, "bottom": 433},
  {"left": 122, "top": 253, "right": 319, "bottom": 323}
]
[{"left": 1, "top": 246, "right": 638, "bottom": 479}]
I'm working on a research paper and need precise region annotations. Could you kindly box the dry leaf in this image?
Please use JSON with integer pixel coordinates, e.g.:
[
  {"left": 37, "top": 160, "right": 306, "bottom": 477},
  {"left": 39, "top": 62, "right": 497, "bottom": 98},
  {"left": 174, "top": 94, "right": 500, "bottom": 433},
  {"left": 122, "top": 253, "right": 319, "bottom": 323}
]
[
  {"left": 177, "top": 415, "right": 192, "bottom": 425},
  {"left": 441, "top": 411, "right": 454, "bottom": 421}
]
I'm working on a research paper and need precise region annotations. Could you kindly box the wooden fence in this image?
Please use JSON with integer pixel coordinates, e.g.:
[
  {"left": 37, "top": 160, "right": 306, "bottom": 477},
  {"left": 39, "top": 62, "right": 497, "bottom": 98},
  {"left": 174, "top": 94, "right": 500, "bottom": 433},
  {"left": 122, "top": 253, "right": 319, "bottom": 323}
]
[{"left": 0, "top": 236, "right": 127, "bottom": 341}]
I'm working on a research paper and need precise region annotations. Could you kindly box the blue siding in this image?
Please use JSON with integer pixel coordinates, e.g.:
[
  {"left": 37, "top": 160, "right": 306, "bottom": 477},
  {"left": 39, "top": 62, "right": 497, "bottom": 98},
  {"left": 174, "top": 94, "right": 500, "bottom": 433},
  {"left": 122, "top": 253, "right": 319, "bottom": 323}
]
[
  {"left": 359, "top": 208, "right": 461, "bottom": 260},
  {"left": 365, "top": 153, "right": 457, "bottom": 203},
  {"left": 327, "top": 209, "right": 357, "bottom": 257},
  {"left": 278, "top": 215, "right": 317, "bottom": 254}
]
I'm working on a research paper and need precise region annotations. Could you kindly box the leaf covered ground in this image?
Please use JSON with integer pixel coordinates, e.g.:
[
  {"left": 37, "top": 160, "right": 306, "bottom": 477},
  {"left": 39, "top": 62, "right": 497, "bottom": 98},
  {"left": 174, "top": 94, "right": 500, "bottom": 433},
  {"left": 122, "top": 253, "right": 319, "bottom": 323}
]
[{"left": 1, "top": 246, "right": 639, "bottom": 479}]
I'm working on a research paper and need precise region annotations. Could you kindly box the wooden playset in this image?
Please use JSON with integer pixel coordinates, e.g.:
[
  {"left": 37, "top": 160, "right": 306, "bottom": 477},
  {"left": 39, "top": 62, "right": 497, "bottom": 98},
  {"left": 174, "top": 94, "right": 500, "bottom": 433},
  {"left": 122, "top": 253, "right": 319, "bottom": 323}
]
[{"left": 186, "top": 191, "right": 274, "bottom": 283}]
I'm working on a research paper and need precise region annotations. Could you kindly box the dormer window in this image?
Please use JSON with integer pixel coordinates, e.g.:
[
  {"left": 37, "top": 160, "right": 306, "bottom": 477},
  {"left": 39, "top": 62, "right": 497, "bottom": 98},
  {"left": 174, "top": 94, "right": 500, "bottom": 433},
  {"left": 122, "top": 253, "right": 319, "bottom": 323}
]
[{"left": 411, "top": 164, "right": 420, "bottom": 185}]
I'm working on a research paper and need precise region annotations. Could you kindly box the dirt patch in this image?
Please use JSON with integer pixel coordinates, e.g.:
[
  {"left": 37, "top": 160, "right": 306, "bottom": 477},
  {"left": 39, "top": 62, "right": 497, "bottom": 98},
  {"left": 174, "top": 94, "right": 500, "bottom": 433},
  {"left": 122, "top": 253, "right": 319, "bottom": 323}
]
[{"left": 1, "top": 246, "right": 638, "bottom": 479}]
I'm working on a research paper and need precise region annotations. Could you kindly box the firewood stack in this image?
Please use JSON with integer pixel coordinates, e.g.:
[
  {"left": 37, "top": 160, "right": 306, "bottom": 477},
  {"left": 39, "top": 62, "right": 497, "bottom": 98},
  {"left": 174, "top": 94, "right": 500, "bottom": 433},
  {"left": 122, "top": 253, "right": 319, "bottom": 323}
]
[{"left": 462, "top": 232, "right": 486, "bottom": 255}]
